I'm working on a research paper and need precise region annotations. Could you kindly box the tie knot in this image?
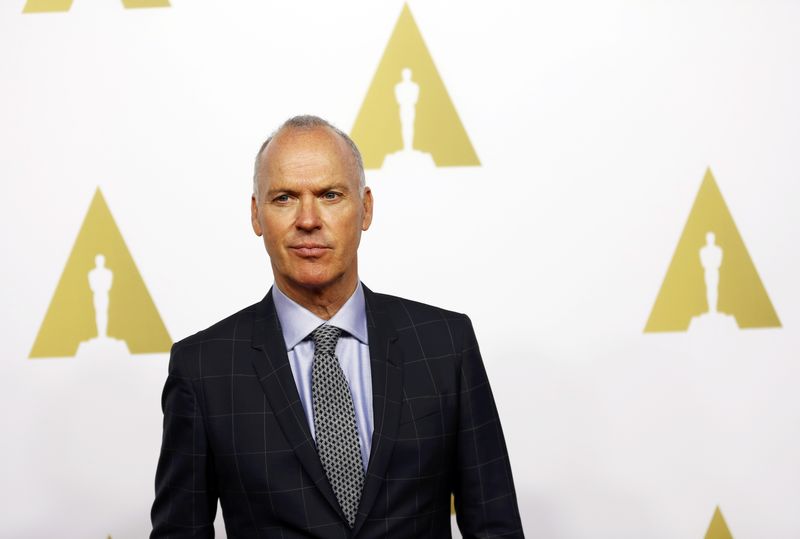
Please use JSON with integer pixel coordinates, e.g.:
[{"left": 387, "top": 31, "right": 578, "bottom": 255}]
[{"left": 311, "top": 324, "right": 342, "bottom": 356}]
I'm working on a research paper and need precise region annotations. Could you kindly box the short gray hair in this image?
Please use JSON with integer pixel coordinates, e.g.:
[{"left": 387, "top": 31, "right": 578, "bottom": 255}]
[{"left": 252, "top": 115, "right": 366, "bottom": 202}]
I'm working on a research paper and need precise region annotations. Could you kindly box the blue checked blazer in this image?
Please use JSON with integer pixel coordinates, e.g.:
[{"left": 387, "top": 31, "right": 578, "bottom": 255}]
[{"left": 151, "top": 285, "right": 523, "bottom": 538}]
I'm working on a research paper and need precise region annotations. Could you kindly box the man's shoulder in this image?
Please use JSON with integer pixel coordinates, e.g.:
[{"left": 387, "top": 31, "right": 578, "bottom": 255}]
[
  {"left": 365, "top": 288, "right": 470, "bottom": 332},
  {"left": 171, "top": 299, "right": 262, "bottom": 354}
]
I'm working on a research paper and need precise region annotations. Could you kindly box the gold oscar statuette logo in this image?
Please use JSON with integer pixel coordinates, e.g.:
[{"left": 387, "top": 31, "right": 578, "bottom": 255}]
[
  {"left": 351, "top": 3, "right": 479, "bottom": 170},
  {"left": 645, "top": 168, "right": 780, "bottom": 333},
  {"left": 704, "top": 506, "right": 734, "bottom": 539},
  {"left": 23, "top": 0, "right": 169, "bottom": 13},
  {"left": 29, "top": 187, "right": 171, "bottom": 358}
]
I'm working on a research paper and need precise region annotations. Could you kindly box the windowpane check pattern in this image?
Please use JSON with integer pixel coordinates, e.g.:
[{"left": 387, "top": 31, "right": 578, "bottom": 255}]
[{"left": 150, "top": 285, "right": 523, "bottom": 538}]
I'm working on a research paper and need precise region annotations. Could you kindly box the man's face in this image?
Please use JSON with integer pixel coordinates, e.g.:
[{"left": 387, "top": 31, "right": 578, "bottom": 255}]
[{"left": 251, "top": 127, "right": 373, "bottom": 294}]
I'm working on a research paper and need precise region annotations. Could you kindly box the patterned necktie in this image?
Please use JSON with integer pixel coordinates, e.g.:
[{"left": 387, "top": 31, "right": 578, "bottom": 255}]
[{"left": 311, "top": 324, "right": 365, "bottom": 528}]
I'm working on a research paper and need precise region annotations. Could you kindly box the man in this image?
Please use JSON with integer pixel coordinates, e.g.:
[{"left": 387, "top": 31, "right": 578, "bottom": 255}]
[{"left": 150, "top": 115, "right": 523, "bottom": 538}]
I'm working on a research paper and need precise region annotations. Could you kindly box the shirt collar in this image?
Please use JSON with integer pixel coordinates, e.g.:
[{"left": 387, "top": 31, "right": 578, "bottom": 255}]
[{"left": 272, "top": 281, "right": 369, "bottom": 351}]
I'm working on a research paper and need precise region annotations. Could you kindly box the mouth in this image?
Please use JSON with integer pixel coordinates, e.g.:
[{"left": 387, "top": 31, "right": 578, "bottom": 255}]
[{"left": 288, "top": 244, "right": 331, "bottom": 258}]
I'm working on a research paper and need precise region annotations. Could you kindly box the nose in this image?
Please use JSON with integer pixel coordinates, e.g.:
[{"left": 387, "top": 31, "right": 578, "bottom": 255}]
[{"left": 295, "top": 195, "right": 322, "bottom": 232}]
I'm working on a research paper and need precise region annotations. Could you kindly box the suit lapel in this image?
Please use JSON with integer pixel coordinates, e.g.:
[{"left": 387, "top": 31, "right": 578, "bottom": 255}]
[
  {"left": 250, "top": 290, "right": 346, "bottom": 523},
  {"left": 353, "top": 286, "right": 404, "bottom": 535}
]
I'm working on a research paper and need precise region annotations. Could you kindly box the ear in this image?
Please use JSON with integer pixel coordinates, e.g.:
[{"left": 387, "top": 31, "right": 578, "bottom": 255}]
[
  {"left": 361, "top": 187, "right": 373, "bottom": 231},
  {"left": 251, "top": 195, "right": 263, "bottom": 236}
]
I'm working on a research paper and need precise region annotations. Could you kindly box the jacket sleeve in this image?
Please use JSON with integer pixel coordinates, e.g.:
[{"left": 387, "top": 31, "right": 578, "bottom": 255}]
[
  {"left": 453, "top": 315, "right": 524, "bottom": 538},
  {"left": 150, "top": 342, "right": 219, "bottom": 538}
]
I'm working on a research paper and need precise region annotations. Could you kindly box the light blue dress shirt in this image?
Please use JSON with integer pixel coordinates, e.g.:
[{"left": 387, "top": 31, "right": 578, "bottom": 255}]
[{"left": 272, "top": 282, "right": 374, "bottom": 471}]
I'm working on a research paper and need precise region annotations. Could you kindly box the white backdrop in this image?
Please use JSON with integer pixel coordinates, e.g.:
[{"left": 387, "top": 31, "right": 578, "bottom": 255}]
[{"left": 1, "top": 1, "right": 799, "bottom": 537}]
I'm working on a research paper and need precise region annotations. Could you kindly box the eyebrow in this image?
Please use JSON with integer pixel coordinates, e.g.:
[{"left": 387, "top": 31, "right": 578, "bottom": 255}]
[{"left": 266, "top": 183, "right": 353, "bottom": 196}]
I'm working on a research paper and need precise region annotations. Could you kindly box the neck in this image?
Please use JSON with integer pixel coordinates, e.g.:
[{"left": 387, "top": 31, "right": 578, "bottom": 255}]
[{"left": 275, "top": 273, "right": 359, "bottom": 320}]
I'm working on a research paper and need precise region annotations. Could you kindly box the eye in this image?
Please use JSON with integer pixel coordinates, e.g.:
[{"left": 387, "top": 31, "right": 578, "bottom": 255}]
[
  {"left": 323, "top": 191, "right": 341, "bottom": 200},
  {"left": 273, "top": 194, "right": 290, "bottom": 203}
]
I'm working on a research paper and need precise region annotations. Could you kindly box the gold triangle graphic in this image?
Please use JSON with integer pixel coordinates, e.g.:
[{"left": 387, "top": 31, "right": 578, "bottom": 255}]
[
  {"left": 23, "top": 0, "right": 169, "bottom": 13},
  {"left": 122, "top": 0, "right": 170, "bottom": 8},
  {"left": 645, "top": 168, "right": 780, "bottom": 332},
  {"left": 23, "top": 0, "right": 71, "bottom": 11},
  {"left": 350, "top": 3, "right": 480, "bottom": 169},
  {"left": 704, "top": 506, "right": 734, "bottom": 539},
  {"left": 29, "top": 188, "right": 171, "bottom": 358}
]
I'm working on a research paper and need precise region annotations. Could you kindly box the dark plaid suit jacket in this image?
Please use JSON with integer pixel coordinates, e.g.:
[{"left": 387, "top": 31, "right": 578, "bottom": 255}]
[{"left": 151, "top": 285, "right": 523, "bottom": 538}]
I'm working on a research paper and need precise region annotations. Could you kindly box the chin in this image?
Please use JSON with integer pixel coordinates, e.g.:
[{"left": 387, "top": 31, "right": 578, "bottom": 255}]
[{"left": 290, "top": 269, "right": 340, "bottom": 291}]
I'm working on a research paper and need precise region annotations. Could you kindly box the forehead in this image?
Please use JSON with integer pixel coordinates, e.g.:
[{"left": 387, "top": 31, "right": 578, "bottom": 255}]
[{"left": 259, "top": 127, "right": 356, "bottom": 190}]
